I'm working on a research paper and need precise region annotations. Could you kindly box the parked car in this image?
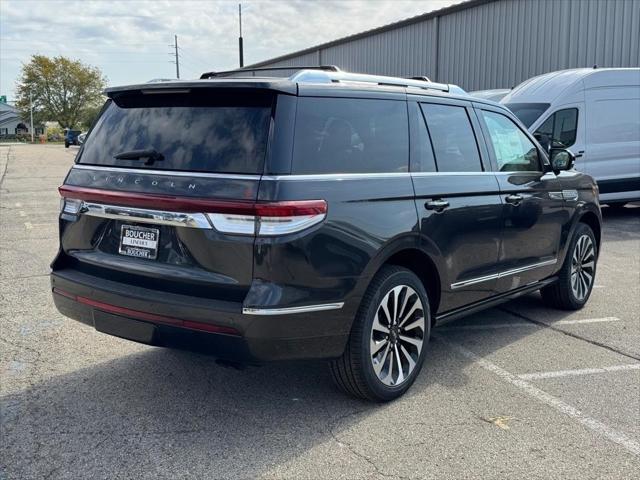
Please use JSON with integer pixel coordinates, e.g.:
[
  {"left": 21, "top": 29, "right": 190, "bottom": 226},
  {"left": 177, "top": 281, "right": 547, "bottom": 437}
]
[
  {"left": 64, "top": 129, "right": 82, "bottom": 148},
  {"left": 468, "top": 88, "right": 511, "bottom": 102},
  {"left": 502, "top": 68, "right": 640, "bottom": 207},
  {"left": 52, "top": 69, "right": 602, "bottom": 401}
]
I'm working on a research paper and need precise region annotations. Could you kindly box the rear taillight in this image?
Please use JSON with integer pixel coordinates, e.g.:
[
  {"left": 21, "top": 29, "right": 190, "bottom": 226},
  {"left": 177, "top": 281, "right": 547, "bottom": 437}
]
[
  {"left": 59, "top": 185, "right": 327, "bottom": 236},
  {"left": 208, "top": 200, "right": 327, "bottom": 236},
  {"left": 60, "top": 197, "right": 82, "bottom": 215}
]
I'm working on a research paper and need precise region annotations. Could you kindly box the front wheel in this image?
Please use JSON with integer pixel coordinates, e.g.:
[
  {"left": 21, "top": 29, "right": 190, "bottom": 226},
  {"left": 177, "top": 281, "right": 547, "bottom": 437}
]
[
  {"left": 330, "top": 266, "right": 431, "bottom": 402},
  {"left": 541, "top": 223, "right": 598, "bottom": 310}
]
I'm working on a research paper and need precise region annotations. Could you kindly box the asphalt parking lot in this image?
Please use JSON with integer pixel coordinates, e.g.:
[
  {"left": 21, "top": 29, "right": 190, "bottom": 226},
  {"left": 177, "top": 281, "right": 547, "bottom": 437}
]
[{"left": 1, "top": 144, "right": 639, "bottom": 479}]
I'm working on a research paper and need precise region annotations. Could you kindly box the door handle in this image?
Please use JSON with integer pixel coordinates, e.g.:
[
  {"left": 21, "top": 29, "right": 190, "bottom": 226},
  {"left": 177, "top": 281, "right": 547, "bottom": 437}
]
[
  {"left": 425, "top": 199, "right": 450, "bottom": 212},
  {"left": 505, "top": 194, "right": 524, "bottom": 206}
]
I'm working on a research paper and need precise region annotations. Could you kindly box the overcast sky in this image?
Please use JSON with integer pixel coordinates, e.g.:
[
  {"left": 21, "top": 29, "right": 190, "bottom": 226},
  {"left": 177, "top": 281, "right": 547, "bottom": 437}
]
[{"left": 0, "top": 0, "right": 461, "bottom": 100}]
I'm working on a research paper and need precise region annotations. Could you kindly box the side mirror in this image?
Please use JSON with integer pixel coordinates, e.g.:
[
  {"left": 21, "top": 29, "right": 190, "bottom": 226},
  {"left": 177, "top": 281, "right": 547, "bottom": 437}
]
[{"left": 550, "top": 148, "right": 575, "bottom": 173}]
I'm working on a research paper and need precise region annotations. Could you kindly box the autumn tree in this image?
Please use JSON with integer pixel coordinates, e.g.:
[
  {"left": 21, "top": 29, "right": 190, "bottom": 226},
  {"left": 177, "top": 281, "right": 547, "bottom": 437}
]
[{"left": 16, "top": 55, "right": 107, "bottom": 129}]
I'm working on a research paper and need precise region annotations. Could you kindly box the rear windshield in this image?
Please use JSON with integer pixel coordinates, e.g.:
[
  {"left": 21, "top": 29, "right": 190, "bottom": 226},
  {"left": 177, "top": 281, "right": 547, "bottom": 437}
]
[
  {"left": 504, "top": 102, "right": 550, "bottom": 128},
  {"left": 78, "top": 90, "right": 273, "bottom": 174}
]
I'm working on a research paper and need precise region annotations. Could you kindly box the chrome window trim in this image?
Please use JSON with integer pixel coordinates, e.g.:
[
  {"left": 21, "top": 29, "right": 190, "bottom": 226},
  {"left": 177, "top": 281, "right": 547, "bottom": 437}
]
[
  {"left": 71, "top": 164, "right": 261, "bottom": 180},
  {"left": 261, "top": 172, "right": 410, "bottom": 181},
  {"left": 411, "top": 171, "right": 497, "bottom": 177},
  {"left": 72, "top": 167, "right": 508, "bottom": 181},
  {"left": 242, "top": 302, "right": 344, "bottom": 315},
  {"left": 451, "top": 258, "right": 557, "bottom": 290},
  {"left": 262, "top": 172, "right": 502, "bottom": 181},
  {"left": 80, "top": 202, "right": 213, "bottom": 229}
]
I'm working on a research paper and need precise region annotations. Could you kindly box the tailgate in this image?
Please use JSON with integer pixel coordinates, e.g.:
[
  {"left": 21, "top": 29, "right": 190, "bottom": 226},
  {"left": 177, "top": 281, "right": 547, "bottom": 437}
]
[{"left": 54, "top": 87, "right": 276, "bottom": 302}]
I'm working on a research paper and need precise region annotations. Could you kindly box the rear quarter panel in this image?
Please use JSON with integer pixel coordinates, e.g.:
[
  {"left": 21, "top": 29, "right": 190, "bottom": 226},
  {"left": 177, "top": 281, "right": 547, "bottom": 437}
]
[{"left": 251, "top": 175, "right": 419, "bottom": 332}]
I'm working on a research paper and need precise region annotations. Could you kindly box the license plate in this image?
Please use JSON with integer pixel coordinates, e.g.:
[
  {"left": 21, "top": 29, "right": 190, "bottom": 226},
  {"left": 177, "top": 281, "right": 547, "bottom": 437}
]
[{"left": 119, "top": 225, "right": 159, "bottom": 260}]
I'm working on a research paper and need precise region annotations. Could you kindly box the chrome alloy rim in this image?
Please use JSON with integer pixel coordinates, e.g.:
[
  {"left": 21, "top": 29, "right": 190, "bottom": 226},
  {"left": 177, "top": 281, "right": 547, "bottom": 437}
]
[
  {"left": 370, "top": 285, "right": 426, "bottom": 386},
  {"left": 571, "top": 234, "right": 596, "bottom": 301}
]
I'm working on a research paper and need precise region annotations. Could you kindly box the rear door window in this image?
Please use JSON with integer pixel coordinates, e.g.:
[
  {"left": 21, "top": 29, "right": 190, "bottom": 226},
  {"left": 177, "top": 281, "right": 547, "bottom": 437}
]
[
  {"left": 78, "top": 90, "right": 273, "bottom": 174},
  {"left": 292, "top": 97, "right": 408, "bottom": 174},
  {"left": 420, "top": 103, "right": 483, "bottom": 172}
]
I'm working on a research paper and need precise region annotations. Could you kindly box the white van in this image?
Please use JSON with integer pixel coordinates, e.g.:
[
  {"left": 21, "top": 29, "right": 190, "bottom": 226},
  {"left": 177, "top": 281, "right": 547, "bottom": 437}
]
[{"left": 501, "top": 68, "right": 640, "bottom": 206}]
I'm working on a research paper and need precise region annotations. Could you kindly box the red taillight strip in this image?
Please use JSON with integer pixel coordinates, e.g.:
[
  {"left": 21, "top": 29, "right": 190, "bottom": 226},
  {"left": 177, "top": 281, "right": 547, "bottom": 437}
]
[
  {"left": 59, "top": 185, "right": 326, "bottom": 216},
  {"left": 53, "top": 288, "right": 240, "bottom": 336}
]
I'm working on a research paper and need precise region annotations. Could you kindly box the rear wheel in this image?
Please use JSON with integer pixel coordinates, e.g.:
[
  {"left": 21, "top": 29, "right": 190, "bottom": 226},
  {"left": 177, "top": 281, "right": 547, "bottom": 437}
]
[
  {"left": 330, "top": 266, "right": 431, "bottom": 401},
  {"left": 541, "top": 223, "right": 597, "bottom": 310}
]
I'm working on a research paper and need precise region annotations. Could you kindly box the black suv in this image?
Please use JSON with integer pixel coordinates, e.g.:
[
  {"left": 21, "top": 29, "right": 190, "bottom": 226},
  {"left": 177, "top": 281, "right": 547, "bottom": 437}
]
[{"left": 51, "top": 67, "right": 602, "bottom": 401}]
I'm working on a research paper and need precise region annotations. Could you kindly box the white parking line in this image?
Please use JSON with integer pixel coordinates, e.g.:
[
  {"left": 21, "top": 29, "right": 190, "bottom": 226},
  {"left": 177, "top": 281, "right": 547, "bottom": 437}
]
[
  {"left": 518, "top": 364, "right": 640, "bottom": 380},
  {"left": 555, "top": 317, "right": 620, "bottom": 325},
  {"left": 438, "top": 317, "right": 620, "bottom": 331},
  {"left": 438, "top": 322, "right": 535, "bottom": 331},
  {"left": 434, "top": 334, "right": 640, "bottom": 457}
]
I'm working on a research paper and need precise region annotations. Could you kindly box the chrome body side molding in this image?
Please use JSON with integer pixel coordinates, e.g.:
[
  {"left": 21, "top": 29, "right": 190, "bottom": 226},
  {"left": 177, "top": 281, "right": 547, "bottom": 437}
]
[
  {"left": 549, "top": 191, "right": 564, "bottom": 201},
  {"left": 242, "top": 302, "right": 345, "bottom": 315},
  {"left": 451, "top": 258, "right": 558, "bottom": 290},
  {"left": 562, "top": 189, "right": 579, "bottom": 201}
]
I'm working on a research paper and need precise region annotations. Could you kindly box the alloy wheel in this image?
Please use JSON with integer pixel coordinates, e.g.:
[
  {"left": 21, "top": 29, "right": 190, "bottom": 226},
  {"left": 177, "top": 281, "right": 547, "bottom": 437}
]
[
  {"left": 570, "top": 234, "right": 596, "bottom": 301},
  {"left": 370, "top": 285, "right": 425, "bottom": 386}
]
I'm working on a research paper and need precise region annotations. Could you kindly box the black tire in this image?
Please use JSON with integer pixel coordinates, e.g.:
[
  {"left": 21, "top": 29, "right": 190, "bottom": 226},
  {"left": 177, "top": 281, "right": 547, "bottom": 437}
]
[
  {"left": 64, "top": 141, "right": 69, "bottom": 148},
  {"left": 329, "top": 265, "right": 431, "bottom": 402},
  {"left": 541, "top": 223, "right": 598, "bottom": 310}
]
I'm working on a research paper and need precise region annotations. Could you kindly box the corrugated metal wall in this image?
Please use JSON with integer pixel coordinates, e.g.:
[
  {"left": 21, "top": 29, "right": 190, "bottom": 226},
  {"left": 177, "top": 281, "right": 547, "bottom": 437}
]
[{"left": 249, "top": 0, "right": 640, "bottom": 90}]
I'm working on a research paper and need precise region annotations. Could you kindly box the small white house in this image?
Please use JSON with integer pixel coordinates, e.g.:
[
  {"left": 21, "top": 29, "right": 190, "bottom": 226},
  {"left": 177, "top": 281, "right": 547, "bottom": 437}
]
[{"left": 0, "top": 102, "right": 43, "bottom": 137}]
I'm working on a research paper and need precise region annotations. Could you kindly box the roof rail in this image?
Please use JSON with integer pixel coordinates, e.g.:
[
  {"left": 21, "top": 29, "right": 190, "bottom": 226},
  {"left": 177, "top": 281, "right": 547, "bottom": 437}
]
[
  {"left": 289, "top": 70, "right": 451, "bottom": 93},
  {"left": 200, "top": 65, "right": 341, "bottom": 79}
]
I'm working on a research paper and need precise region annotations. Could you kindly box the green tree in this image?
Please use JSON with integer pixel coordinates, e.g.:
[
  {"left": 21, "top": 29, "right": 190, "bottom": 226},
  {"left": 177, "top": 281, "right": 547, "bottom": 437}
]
[{"left": 15, "top": 55, "right": 107, "bottom": 129}]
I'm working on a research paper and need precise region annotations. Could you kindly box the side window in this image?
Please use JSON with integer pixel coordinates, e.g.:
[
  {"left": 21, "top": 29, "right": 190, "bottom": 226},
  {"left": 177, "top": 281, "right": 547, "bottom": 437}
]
[
  {"left": 408, "top": 102, "right": 436, "bottom": 172},
  {"left": 534, "top": 108, "right": 578, "bottom": 148},
  {"left": 481, "top": 110, "right": 541, "bottom": 172},
  {"left": 292, "top": 97, "right": 408, "bottom": 174},
  {"left": 420, "top": 103, "right": 483, "bottom": 172}
]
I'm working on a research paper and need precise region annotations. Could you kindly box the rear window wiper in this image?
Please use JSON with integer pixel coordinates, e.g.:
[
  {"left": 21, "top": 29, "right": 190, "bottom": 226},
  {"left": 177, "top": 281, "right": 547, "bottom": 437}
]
[{"left": 114, "top": 149, "right": 165, "bottom": 165}]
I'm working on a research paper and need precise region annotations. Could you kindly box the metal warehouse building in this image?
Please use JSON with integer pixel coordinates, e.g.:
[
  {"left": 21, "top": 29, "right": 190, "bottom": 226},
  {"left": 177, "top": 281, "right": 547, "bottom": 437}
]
[{"left": 247, "top": 0, "right": 640, "bottom": 91}]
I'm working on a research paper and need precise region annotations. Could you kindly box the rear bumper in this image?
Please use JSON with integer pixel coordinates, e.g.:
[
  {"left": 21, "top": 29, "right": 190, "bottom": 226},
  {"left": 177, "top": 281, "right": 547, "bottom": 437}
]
[{"left": 51, "top": 269, "right": 351, "bottom": 362}]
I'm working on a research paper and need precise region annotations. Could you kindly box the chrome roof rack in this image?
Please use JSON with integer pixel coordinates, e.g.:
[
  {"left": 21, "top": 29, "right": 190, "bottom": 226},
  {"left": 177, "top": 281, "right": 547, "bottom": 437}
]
[
  {"left": 200, "top": 65, "right": 341, "bottom": 79},
  {"left": 289, "top": 69, "right": 451, "bottom": 92}
]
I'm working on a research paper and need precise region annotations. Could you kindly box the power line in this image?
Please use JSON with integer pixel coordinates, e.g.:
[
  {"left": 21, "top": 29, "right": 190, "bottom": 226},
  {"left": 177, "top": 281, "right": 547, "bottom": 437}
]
[
  {"left": 176, "top": 48, "right": 209, "bottom": 73},
  {"left": 1, "top": 48, "right": 168, "bottom": 55}
]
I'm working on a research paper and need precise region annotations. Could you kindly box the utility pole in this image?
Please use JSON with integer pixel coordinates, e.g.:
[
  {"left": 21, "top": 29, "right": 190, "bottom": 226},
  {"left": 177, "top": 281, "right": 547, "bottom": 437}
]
[
  {"left": 29, "top": 91, "right": 34, "bottom": 143},
  {"left": 238, "top": 4, "right": 244, "bottom": 68},
  {"left": 174, "top": 34, "right": 180, "bottom": 79}
]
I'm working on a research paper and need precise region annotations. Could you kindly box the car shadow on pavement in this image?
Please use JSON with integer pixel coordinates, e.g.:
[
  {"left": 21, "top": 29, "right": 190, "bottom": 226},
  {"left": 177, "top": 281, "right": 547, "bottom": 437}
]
[
  {"left": 0, "top": 311, "right": 508, "bottom": 480},
  {"left": 1, "top": 297, "right": 585, "bottom": 479}
]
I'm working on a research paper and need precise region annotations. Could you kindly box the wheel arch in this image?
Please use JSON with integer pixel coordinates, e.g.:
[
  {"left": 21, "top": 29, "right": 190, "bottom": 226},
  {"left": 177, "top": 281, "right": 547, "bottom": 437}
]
[
  {"left": 384, "top": 249, "right": 441, "bottom": 324},
  {"left": 352, "top": 235, "right": 444, "bottom": 325},
  {"left": 578, "top": 210, "right": 601, "bottom": 249}
]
